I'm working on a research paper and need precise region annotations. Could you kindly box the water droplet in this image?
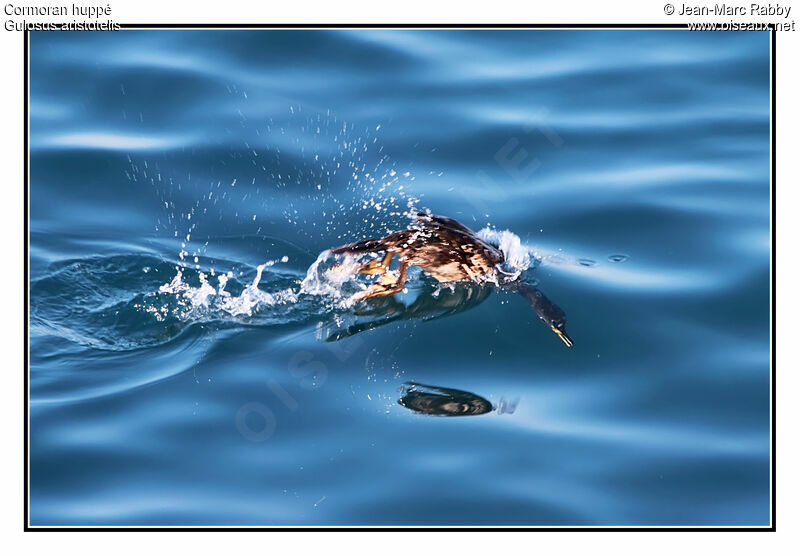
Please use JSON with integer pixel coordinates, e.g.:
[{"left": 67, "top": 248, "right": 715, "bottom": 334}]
[
  {"left": 608, "top": 254, "right": 629, "bottom": 263},
  {"left": 578, "top": 258, "right": 597, "bottom": 267}
]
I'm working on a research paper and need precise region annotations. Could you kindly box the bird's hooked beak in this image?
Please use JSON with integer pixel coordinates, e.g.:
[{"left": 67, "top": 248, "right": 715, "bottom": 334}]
[{"left": 551, "top": 325, "right": 574, "bottom": 348}]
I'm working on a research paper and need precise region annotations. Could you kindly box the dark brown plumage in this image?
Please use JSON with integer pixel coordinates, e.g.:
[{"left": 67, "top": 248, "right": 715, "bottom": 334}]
[{"left": 329, "top": 212, "right": 503, "bottom": 300}]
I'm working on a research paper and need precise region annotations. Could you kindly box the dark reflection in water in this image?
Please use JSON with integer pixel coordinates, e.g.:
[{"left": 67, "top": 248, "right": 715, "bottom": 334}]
[
  {"left": 398, "top": 383, "right": 493, "bottom": 416},
  {"left": 323, "top": 280, "right": 572, "bottom": 347},
  {"left": 323, "top": 281, "right": 492, "bottom": 342}
]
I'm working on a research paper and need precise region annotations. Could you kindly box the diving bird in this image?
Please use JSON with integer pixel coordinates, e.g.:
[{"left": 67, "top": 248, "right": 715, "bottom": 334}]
[{"left": 328, "top": 212, "right": 574, "bottom": 347}]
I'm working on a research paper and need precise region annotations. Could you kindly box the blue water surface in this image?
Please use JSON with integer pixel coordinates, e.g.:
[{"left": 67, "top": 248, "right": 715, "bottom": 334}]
[{"left": 29, "top": 29, "right": 771, "bottom": 526}]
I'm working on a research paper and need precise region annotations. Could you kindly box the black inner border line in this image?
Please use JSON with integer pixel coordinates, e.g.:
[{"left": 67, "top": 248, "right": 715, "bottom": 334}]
[
  {"left": 770, "top": 26, "right": 776, "bottom": 531},
  {"left": 23, "top": 27, "right": 29, "bottom": 534},
  {"left": 23, "top": 23, "right": 777, "bottom": 533},
  {"left": 122, "top": 23, "right": 685, "bottom": 29}
]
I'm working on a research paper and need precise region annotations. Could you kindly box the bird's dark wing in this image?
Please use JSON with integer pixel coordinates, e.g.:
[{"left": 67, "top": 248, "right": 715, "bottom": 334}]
[
  {"left": 329, "top": 238, "right": 388, "bottom": 255},
  {"left": 414, "top": 212, "right": 475, "bottom": 235}
]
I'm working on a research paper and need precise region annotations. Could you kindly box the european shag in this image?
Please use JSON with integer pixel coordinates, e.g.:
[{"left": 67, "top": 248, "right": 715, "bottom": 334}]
[{"left": 328, "top": 212, "right": 573, "bottom": 347}]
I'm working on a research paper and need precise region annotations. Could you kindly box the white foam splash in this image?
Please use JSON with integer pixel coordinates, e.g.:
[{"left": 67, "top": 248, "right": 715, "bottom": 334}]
[
  {"left": 154, "top": 257, "right": 297, "bottom": 319},
  {"left": 477, "top": 227, "right": 532, "bottom": 281},
  {"left": 218, "top": 262, "right": 298, "bottom": 317},
  {"left": 299, "top": 250, "right": 366, "bottom": 304},
  {"left": 150, "top": 248, "right": 369, "bottom": 323}
]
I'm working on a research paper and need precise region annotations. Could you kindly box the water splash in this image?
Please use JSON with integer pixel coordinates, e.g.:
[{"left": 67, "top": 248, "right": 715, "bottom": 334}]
[
  {"left": 145, "top": 249, "right": 371, "bottom": 327},
  {"left": 151, "top": 256, "right": 300, "bottom": 320},
  {"left": 299, "top": 250, "right": 366, "bottom": 301},
  {"left": 477, "top": 227, "right": 533, "bottom": 281}
]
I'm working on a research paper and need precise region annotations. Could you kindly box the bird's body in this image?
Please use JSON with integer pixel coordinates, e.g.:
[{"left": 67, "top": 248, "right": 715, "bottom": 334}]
[{"left": 330, "top": 212, "right": 504, "bottom": 286}]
